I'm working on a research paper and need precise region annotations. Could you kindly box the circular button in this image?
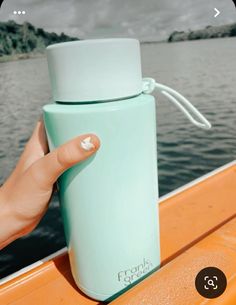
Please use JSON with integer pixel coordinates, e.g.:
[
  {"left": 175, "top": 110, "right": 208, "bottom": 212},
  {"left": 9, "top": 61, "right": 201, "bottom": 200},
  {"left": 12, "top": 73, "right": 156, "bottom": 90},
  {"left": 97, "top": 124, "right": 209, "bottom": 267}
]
[{"left": 195, "top": 267, "right": 227, "bottom": 299}]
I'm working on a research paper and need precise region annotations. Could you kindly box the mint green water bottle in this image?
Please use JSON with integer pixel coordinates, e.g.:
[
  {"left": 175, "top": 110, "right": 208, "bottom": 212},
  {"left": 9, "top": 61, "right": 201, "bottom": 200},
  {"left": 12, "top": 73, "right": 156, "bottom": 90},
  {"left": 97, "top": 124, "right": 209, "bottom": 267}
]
[{"left": 43, "top": 38, "right": 211, "bottom": 301}]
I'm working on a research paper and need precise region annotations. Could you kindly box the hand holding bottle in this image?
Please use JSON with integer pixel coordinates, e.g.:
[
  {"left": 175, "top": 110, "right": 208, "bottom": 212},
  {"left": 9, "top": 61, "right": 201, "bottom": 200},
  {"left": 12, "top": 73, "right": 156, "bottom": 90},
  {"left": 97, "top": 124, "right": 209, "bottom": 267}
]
[{"left": 0, "top": 119, "right": 100, "bottom": 250}]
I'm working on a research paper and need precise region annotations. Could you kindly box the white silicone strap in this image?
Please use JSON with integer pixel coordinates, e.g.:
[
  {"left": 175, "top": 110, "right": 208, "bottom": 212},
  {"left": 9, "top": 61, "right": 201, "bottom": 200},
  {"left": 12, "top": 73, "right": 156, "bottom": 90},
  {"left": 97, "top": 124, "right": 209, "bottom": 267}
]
[{"left": 142, "top": 77, "right": 211, "bottom": 130}]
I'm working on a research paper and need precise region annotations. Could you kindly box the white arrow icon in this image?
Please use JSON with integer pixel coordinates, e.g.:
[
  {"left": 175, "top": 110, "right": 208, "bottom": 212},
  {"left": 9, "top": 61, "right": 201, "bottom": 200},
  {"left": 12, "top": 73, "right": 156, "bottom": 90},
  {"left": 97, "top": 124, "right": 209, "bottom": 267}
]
[{"left": 214, "top": 8, "right": 220, "bottom": 17}]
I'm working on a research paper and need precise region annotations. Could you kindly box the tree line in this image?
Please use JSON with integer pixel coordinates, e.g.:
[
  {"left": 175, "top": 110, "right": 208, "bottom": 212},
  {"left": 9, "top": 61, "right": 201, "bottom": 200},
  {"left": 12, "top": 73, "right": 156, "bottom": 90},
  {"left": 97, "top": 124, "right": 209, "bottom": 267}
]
[
  {"left": 0, "top": 20, "right": 78, "bottom": 56},
  {"left": 168, "top": 23, "right": 236, "bottom": 42}
]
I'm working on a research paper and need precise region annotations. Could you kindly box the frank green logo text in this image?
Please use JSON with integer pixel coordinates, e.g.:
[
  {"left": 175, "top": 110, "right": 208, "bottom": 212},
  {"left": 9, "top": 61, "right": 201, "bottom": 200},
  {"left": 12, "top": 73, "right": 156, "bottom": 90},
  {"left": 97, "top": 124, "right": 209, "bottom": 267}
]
[{"left": 118, "top": 258, "right": 153, "bottom": 286}]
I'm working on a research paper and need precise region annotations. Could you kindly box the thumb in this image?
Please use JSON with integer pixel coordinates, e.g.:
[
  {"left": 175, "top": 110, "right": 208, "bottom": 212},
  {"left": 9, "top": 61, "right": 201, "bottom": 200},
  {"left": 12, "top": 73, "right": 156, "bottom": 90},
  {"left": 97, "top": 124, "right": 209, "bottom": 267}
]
[{"left": 25, "top": 134, "right": 100, "bottom": 191}]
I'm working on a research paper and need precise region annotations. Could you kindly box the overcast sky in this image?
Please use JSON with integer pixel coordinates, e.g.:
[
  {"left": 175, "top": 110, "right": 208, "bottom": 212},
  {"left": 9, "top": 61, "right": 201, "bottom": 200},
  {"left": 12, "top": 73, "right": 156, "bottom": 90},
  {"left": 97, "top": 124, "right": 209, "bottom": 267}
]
[{"left": 0, "top": 0, "right": 235, "bottom": 41}]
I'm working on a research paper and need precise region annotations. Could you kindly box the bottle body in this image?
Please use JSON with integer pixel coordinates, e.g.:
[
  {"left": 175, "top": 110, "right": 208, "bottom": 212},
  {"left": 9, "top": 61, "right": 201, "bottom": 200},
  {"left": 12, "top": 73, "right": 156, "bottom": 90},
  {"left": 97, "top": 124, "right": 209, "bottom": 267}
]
[{"left": 43, "top": 93, "right": 160, "bottom": 301}]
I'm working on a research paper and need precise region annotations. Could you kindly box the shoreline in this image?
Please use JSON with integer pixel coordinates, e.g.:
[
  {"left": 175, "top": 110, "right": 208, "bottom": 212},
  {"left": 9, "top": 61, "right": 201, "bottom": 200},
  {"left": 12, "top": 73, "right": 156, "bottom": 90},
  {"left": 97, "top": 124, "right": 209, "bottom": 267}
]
[
  {"left": 168, "top": 23, "right": 236, "bottom": 43},
  {"left": 1, "top": 35, "right": 235, "bottom": 64},
  {"left": 0, "top": 52, "right": 45, "bottom": 63}
]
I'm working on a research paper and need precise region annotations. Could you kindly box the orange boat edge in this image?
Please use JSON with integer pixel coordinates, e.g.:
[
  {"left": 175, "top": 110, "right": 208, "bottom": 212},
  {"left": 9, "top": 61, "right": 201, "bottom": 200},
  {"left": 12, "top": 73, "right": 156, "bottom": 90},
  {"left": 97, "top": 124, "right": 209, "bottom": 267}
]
[{"left": 1, "top": 161, "right": 236, "bottom": 305}]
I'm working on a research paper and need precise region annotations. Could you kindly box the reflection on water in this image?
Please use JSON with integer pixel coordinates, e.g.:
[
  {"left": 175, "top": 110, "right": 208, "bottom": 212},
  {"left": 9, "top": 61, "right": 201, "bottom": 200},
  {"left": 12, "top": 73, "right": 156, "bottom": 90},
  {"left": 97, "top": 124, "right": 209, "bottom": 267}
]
[{"left": 0, "top": 38, "right": 236, "bottom": 278}]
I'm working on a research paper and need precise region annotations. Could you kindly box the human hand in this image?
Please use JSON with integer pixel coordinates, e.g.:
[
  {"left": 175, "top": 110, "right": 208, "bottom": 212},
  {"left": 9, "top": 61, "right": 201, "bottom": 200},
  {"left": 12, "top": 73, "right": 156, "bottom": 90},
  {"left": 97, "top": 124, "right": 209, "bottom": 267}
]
[{"left": 0, "top": 119, "right": 100, "bottom": 249}]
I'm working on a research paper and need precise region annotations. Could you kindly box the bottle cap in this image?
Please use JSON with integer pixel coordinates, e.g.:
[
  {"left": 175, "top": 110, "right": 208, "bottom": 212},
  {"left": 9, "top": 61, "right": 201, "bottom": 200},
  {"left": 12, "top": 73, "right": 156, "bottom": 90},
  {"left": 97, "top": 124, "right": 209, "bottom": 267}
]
[{"left": 46, "top": 38, "right": 142, "bottom": 102}]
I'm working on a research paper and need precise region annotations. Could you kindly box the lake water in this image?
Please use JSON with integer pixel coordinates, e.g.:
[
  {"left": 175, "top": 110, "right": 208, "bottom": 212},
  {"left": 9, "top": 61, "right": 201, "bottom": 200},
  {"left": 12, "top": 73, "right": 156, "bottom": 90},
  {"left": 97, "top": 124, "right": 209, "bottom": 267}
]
[{"left": 0, "top": 38, "right": 235, "bottom": 278}]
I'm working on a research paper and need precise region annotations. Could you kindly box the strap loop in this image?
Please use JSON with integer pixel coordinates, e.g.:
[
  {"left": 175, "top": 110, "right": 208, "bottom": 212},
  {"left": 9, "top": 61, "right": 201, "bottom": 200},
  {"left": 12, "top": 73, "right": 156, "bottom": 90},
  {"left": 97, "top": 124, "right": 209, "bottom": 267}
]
[{"left": 142, "top": 77, "right": 211, "bottom": 130}]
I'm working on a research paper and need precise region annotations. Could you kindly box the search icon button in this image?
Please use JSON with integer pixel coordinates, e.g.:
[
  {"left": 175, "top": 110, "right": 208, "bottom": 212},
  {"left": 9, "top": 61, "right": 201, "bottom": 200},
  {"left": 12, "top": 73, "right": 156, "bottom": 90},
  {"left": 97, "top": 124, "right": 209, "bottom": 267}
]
[{"left": 195, "top": 267, "right": 227, "bottom": 298}]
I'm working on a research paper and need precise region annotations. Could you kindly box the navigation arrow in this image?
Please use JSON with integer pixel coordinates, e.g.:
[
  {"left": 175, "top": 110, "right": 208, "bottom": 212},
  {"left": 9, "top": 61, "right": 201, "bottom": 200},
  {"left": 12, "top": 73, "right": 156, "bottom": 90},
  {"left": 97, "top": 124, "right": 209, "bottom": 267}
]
[{"left": 214, "top": 8, "right": 220, "bottom": 17}]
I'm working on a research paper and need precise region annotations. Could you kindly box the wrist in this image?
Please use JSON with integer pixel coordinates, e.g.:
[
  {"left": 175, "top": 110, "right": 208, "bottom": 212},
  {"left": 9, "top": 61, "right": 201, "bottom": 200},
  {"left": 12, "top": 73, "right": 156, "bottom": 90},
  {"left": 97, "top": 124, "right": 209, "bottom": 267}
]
[{"left": 0, "top": 189, "right": 28, "bottom": 249}]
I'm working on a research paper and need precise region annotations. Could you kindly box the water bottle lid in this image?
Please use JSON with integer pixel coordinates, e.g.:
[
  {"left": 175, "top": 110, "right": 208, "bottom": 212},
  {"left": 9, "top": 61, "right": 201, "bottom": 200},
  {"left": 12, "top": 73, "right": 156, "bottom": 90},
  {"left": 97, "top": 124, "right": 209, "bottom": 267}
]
[{"left": 46, "top": 38, "right": 142, "bottom": 102}]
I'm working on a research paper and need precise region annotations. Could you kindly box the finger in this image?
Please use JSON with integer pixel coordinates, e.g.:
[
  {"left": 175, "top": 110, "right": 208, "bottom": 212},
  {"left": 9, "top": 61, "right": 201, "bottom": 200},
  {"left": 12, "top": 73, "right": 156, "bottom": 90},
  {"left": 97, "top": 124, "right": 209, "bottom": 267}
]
[
  {"left": 16, "top": 118, "right": 49, "bottom": 171},
  {"left": 26, "top": 134, "right": 100, "bottom": 191},
  {"left": 4, "top": 118, "right": 49, "bottom": 187},
  {"left": 25, "top": 117, "right": 49, "bottom": 157}
]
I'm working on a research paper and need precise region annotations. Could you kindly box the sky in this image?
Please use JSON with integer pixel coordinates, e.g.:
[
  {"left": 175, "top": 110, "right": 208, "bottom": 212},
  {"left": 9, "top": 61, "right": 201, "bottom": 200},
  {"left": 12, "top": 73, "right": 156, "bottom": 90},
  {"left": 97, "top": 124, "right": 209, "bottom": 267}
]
[{"left": 0, "top": 0, "right": 235, "bottom": 41}]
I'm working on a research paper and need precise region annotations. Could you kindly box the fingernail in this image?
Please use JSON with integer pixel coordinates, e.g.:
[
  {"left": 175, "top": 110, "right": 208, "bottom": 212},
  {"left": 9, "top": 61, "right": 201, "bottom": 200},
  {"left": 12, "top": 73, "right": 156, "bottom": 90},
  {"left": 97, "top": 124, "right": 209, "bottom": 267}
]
[{"left": 80, "top": 136, "right": 96, "bottom": 151}]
